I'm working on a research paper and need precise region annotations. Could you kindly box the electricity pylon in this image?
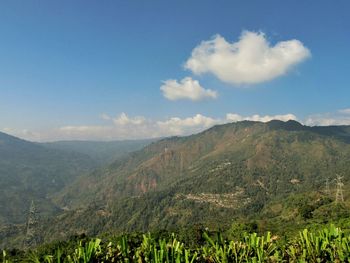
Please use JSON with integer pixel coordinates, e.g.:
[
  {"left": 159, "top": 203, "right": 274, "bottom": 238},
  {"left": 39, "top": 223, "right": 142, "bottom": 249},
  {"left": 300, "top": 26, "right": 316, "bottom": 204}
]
[
  {"left": 335, "top": 174, "right": 344, "bottom": 203},
  {"left": 23, "top": 200, "right": 39, "bottom": 248}
]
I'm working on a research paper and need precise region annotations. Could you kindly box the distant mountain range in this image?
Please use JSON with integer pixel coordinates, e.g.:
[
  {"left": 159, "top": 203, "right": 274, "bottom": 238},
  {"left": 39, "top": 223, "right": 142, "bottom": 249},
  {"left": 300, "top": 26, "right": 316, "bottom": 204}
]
[
  {"left": 1, "top": 120, "right": 350, "bottom": 248},
  {"left": 0, "top": 133, "right": 154, "bottom": 225},
  {"left": 42, "top": 138, "right": 156, "bottom": 166}
]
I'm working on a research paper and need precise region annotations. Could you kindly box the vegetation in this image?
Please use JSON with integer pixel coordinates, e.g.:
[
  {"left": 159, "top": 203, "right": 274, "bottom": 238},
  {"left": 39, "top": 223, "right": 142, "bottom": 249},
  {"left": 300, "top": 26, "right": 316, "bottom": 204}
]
[
  {"left": 0, "top": 133, "right": 154, "bottom": 247},
  {"left": 2, "top": 225, "right": 350, "bottom": 262},
  {"left": 1, "top": 120, "right": 350, "bottom": 250},
  {"left": 0, "top": 132, "right": 96, "bottom": 225}
]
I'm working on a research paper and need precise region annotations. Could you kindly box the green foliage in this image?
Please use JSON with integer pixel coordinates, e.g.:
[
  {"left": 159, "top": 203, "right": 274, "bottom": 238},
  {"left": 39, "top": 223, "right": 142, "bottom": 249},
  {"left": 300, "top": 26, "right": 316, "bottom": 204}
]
[
  {"left": 2, "top": 225, "right": 350, "bottom": 262},
  {"left": 287, "top": 225, "right": 350, "bottom": 262},
  {"left": 201, "top": 231, "right": 279, "bottom": 262}
]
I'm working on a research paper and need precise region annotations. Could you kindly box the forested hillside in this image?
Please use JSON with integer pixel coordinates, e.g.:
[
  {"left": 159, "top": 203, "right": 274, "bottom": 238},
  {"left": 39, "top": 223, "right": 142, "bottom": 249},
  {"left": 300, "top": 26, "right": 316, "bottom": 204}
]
[
  {"left": 0, "top": 132, "right": 96, "bottom": 225},
  {"left": 36, "top": 120, "right": 350, "bottom": 245},
  {"left": 0, "top": 133, "right": 155, "bottom": 233},
  {"left": 2, "top": 121, "right": 350, "bottom": 248}
]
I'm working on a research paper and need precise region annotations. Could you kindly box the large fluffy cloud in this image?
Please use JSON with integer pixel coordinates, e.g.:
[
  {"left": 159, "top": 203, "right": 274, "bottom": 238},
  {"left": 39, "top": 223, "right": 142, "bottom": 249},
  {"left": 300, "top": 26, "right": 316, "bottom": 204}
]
[
  {"left": 185, "top": 31, "right": 311, "bottom": 85},
  {"left": 160, "top": 77, "right": 217, "bottom": 101}
]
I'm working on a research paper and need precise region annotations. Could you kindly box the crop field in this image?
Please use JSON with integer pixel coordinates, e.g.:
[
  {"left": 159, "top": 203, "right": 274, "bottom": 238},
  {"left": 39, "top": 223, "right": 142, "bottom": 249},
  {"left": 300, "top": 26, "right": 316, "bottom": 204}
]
[{"left": 2, "top": 225, "right": 350, "bottom": 262}]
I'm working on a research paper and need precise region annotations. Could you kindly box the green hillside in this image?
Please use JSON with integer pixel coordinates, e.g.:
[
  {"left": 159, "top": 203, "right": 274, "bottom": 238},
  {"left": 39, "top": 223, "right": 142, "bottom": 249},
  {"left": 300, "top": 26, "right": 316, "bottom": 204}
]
[
  {"left": 0, "top": 133, "right": 156, "bottom": 228},
  {"left": 33, "top": 120, "right": 349, "bottom": 245},
  {"left": 0, "top": 132, "right": 98, "bottom": 225},
  {"left": 53, "top": 121, "right": 350, "bottom": 206},
  {"left": 2, "top": 120, "right": 350, "bottom": 248}
]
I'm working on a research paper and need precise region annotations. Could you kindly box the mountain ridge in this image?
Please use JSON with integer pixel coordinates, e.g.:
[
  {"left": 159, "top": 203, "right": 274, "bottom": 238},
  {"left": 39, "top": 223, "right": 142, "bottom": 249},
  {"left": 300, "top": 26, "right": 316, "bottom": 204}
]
[
  {"left": 44, "top": 120, "right": 350, "bottom": 242},
  {"left": 2, "top": 121, "right": 350, "bottom": 247},
  {"left": 0, "top": 131, "right": 155, "bottom": 225}
]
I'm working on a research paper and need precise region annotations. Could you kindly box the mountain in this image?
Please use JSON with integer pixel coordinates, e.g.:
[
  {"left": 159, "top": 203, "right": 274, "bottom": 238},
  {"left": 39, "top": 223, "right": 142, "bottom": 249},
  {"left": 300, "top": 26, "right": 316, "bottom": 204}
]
[
  {"left": 2, "top": 121, "right": 350, "bottom": 247},
  {"left": 34, "top": 120, "right": 350, "bottom": 243},
  {"left": 0, "top": 132, "right": 97, "bottom": 225},
  {"left": 54, "top": 120, "right": 350, "bottom": 205},
  {"left": 0, "top": 132, "right": 157, "bottom": 228},
  {"left": 41, "top": 139, "right": 157, "bottom": 166}
]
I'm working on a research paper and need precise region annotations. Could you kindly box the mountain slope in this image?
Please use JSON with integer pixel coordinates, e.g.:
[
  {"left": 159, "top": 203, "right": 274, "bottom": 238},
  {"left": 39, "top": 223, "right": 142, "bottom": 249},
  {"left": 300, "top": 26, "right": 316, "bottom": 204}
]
[
  {"left": 43, "top": 120, "right": 350, "bottom": 240},
  {"left": 55, "top": 121, "right": 350, "bottom": 205},
  {"left": 2, "top": 121, "right": 350, "bottom": 247},
  {"left": 0, "top": 132, "right": 96, "bottom": 224}
]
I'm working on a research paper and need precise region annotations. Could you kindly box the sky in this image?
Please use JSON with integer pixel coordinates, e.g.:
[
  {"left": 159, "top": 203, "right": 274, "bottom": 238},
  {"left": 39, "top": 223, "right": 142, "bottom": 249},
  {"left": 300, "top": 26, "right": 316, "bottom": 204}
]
[{"left": 0, "top": 0, "right": 350, "bottom": 141}]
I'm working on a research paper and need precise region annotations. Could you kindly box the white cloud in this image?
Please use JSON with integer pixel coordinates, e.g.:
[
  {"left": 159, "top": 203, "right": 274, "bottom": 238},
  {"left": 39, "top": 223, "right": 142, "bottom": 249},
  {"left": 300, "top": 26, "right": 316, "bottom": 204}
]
[
  {"left": 53, "top": 113, "right": 220, "bottom": 141},
  {"left": 2, "top": 112, "right": 301, "bottom": 141},
  {"left": 226, "top": 113, "right": 297, "bottom": 122},
  {"left": 185, "top": 31, "right": 311, "bottom": 85},
  {"left": 305, "top": 110, "right": 350, "bottom": 126},
  {"left": 157, "top": 114, "right": 219, "bottom": 135},
  {"left": 100, "top": 113, "right": 111, "bottom": 120},
  {"left": 40, "top": 111, "right": 348, "bottom": 140},
  {"left": 338, "top": 108, "right": 350, "bottom": 115},
  {"left": 11, "top": 109, "right": 350, "bottom": 141},
  {"left": 113, "top": 112, "right": 146, "bottom": 125},
  {"left": 23, "top": 112, "right": 298, "bottom": 141},
  {"left": 160, "top": 77, "right": 217, "bottom": 101}
]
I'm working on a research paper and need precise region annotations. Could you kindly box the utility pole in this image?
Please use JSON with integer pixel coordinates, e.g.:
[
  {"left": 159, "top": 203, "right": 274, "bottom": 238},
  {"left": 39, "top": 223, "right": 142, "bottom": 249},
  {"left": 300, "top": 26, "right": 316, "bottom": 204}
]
[
  {"left": 24, "top": 200, "right": 39, "bottom": 248},
  {"left": 335, "top": 174, "right": 344, "bottom": 203}
]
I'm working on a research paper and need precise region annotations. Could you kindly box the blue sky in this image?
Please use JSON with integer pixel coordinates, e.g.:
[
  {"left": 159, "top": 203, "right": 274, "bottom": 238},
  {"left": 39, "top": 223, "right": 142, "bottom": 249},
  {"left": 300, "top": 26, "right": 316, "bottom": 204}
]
[{"left": 0, "top": 0, "right": 350, "bottom": 141}]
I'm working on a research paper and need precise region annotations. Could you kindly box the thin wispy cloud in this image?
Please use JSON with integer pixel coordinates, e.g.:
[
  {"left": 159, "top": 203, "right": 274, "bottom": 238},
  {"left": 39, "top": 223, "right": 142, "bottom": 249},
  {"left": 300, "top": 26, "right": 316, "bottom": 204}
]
[
  {"left": 58, "top": 113, "right": 220, "bottom": 140},
  {"left": 3, "top": 112, "right": 299, "bottom": 141},
  {"left": 157, "top": 114, "right": 218, "bottom": 134},
  {"left": 305, "top": 109, "right": 350, "bottom": 126},
  {"left": 57, "top": 112, "right": 297, "bottom": 140},
  {"left": 185, "top": 31, "right": 311, "bottom": 85},
  {"left": 338, "top": 108, "right": 350, "bottom": 115},
  {"left": 226, "top": 113, "right": 297, "bottom": 122},
  {"left": 113, "top": 112, "right": 146, "bottom": 125},
  {"left": 160, "top": 77, "right": 217, "bottom": 101}
]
